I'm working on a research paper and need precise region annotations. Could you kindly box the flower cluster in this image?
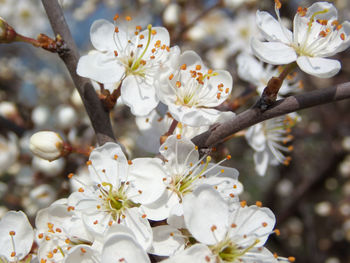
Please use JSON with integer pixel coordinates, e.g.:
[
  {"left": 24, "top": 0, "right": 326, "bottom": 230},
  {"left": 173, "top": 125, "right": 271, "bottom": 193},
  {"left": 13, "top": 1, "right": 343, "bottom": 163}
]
[
  {"left": 1, "top": 0, "right": 350, "bottom": 262},
  {"left": 3, "top": 136, "right": 297, "bottom": 262}
]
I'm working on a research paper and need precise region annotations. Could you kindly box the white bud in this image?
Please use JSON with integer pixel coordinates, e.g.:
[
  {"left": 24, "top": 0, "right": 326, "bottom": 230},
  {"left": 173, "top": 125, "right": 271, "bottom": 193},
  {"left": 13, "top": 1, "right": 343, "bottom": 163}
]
[
  {"left": 29, "top": 131, "right": 64, "bottom": 161},
  {"left": 163, "top": 3, "right": 180, "bottom": 26}
]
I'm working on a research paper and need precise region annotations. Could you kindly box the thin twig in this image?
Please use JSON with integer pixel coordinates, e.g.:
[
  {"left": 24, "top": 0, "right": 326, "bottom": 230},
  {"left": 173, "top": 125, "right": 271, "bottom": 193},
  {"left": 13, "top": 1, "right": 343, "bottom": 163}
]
[
  {"left": 192, "top": 81, "right": 350, "bottom": 149},
  {"left": 41, "top": 0, "right": 116, "bottom": 146}
]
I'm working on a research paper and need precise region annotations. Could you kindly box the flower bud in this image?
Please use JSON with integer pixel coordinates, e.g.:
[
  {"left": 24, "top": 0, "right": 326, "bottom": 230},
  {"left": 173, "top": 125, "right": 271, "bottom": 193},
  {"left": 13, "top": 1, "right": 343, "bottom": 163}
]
[
  {"left": 0, "top": 17, "right": 17, "bottom": 43},
  {"left": 29, "top": 131, "right": 64, "bottom": 161}
]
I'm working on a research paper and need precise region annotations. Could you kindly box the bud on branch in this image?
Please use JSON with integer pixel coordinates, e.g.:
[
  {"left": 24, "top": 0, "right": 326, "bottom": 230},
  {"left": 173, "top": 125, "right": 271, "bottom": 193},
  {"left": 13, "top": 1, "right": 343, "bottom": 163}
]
[
  {"left": 29, "top": 131, "right": 71, "bottom": 161},
  {"left": 0, "top": 17, "right": 17, "bottom": 43}
]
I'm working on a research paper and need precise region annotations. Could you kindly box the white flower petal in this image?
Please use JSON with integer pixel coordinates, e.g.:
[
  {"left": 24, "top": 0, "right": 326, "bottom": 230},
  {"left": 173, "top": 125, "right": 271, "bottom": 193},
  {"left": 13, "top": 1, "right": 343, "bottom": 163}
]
[
  {"left": 236, "top": 53, "right": 264, "bottom": 86},
  {"left": 256, "top": 10, "right": 292, "bottom": 44},
  {"left": 102, "top": 233, "right": 150, "bottom": 263},
  {"left": 88, "top": 142, "right": 128, "bottom": 184},
  {"left": 306, "top": 2, "right": 337, "bottom": 21},
  {"left": 296, "top": 56, "right": 341, "bottom": 78},
  {"left": 205, "top": 69, "right": 233, "bottom": 107},
  {"left": 183, "top": 185, "right": 229, "bottom": 245},
  {"left": 142, "top": 190, "right": 180, "bottom": 221},
  {"left": 245, "top": 124, "right": 266, "bottom": 152},
  {"left": 251, "top": 38, "right": 297, "bottom": 65},
  {"left": 229, "top": 204, "right": 275, "bottom": 247},
  {"left": 124, "top": 208, "right": 153, "bottom": 251},
  {"left": 121, "top": 75, "right": 159, "bottom": 116},
  {"left": 327, "top": 21, "right": 350, "bottom": 55},
  {"left": 162, "top": 244, "right": 215, "bottom": 263},
  {"left": 160, "top": 135, "right": 199, "bottom": 173},
  {"left": 167, "top": 204, "right": 186, "bottom": 229},
  {"left": 64, "top": 245, "right": 96, "bottom": 263},
  {"left": 253, "top": 151, "right": 269, "bottom": 176},
  {"left": 77, "top": 52, "right": 125, "bottom": 84},
  {"left": 132, "top": 27, "right": 170, "bottom": 60},
  {"left": 0, "top": 211, "right": 33, "bottom": 261},
  {"left": 128, "top": 158, "right": 166, "bottom": 205},
  {"left": 240, "top": 247, "right": 278, "bottom": 263},
  {"left": 150, "top": 225, "right": 185, "bottom": 256},
  {"left": 168, "top": 104, "right": 229, "bottom": 127},
  {"left": 82, "top": 212, "right": 112, "bottom": 236},
  {"left": 90, "top": 19, "right": 118, "bottom": 52}
]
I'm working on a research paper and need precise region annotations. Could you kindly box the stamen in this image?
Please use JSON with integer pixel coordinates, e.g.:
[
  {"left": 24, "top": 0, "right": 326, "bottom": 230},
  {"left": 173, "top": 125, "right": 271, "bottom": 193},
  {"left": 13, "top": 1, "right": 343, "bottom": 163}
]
[{"left": 274, "top": 0, "right": 281, "bottom": 9}]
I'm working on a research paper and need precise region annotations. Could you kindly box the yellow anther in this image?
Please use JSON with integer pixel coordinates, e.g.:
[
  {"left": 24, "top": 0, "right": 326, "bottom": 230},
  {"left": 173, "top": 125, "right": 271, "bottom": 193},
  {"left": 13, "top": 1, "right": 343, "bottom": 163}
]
[
  {"left": 256, "top": 201, "right": 262, "bottom": 207},
  {"left": 274, "top": 229, "right": 281, "bottom": 235},
  {"left": 288, "top": 257, "right": 296, "bottom": 262},
  {"left": 240, "top": 200, "right": 247, "bottom": 207},
  {"left": 275, "top": 0, "right": 282, "bottom": 9}
]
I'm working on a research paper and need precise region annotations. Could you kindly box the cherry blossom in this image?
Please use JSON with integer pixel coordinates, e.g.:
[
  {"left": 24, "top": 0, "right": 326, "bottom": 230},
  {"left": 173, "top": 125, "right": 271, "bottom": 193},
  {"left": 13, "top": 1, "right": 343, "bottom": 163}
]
[
  {"left": 245, "top": 115, "right": 299, "bottom": 176},
  {"left": 143, "top": 135, "right": 242, "bottom": 227},
  {"left": 251, "top": 1, "right": 350, "bottom": 78},
  {"left": 165, "top": 185, "right": 288, "bottom": 262},
  {"left": 157, "top": 50, "right": 235, "bottom": 126},
  {"left": 77, "top": 16, "right": 175, "bottom": 116},
  {"left": 67, "top": 142, "right": 166, "bottom": 250}
]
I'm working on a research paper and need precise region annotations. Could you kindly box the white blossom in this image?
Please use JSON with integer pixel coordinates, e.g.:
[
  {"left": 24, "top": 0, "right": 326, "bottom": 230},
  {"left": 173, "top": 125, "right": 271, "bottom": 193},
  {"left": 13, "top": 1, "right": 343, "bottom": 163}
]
[
  {"left": 165, "top": 186, "right": 281, "bottom": 262},
  {"left": 251, "top": 1, "right": 350, "bottom": 78},
  {"left": 157, "top": 50, "right": 235, "bottom": 127},
  {"left": 245, "top": 115, "right": 299, "bottom": 176},
  {"left": 144, "top": 135, "right": 242, "bottom": 234},
  {"left": 67, "top": 142, "right": 166, "bottom": 250},
  {"left": 77, "top": 17, "right": 175, "bottom": 116}
]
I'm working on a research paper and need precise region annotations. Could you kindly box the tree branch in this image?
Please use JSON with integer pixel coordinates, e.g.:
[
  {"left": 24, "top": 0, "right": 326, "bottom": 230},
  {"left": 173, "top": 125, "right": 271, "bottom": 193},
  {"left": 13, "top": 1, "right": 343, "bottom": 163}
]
[
  {"left": 192, "top": 81, "right": 350, "bottom": 149},
  {"left": 41, "top": 0, "right": 116, "bottom": 146}
]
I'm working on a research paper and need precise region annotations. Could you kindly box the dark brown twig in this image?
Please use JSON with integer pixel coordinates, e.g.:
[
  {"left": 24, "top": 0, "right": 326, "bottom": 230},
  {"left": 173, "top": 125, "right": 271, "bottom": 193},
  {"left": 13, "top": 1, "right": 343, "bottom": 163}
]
[
  {"left": 192, "top": 81, "right": 350, "bottom": 149},
  {"left": 41, "top": 0, "right": 116, "bottom": 146}
]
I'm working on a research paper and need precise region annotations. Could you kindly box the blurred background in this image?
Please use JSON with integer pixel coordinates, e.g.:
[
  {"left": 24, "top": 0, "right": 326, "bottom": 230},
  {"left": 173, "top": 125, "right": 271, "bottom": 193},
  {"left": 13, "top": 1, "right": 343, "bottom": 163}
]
[{"left": 0, "top": 0, "right": 350, "bottom": 262}]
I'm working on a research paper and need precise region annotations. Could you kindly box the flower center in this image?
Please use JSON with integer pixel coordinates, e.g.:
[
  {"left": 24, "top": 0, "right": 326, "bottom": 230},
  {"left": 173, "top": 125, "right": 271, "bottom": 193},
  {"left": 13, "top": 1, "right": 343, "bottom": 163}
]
[
  {"left": 292, "top": 7, "right": 346, "bottom": 56},
  {"left": 112, "top": 15, "right": 168, "bottom": 79},
  {"left": 173, "top": 66, "right": 219, "bottom": 107},
  {"left": 100, "top": 182, "right": 140, "bottom": 220},
  {"left": 210, "top": 237, "right": 260, "bottom": 262}
]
